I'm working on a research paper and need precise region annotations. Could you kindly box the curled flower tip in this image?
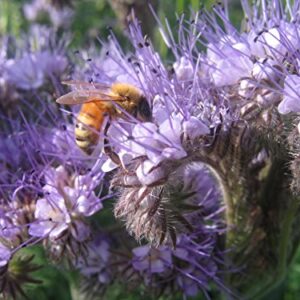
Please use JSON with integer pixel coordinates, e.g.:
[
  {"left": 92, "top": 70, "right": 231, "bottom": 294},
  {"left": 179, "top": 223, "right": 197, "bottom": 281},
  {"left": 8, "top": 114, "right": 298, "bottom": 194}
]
[
  {"left": 113, "top": 161, "right": 222, "bottom": 247},
  {"left": 0, "top": 250, "right": 42, "bottom": 300}
]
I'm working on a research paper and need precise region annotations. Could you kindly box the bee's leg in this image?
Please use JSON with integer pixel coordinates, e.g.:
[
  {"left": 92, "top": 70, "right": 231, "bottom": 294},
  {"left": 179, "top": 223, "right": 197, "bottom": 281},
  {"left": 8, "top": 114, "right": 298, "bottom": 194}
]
[{"left": 103, "top": 121, "right": 124, "bottom": 169}]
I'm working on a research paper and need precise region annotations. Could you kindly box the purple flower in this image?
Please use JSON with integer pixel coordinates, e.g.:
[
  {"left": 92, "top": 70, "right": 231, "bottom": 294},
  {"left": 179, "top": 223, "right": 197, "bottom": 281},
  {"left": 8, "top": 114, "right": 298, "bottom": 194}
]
[
  {"left": 23, "top": 0, "right": 74, "bottom": 28},
  {"left": 0, "top": 213, "right": 22, "bottom": 247},
  {"left": 126, "top": 228, "right": 223, "bottom": 298},
  {"left": 131, "top": 116, "right": 187, "bottom": 185},
  {"left": 0, "top": 243, "right": 11, "bottom": 267},
  {"left": 29, "top": 196, "right": 72, "bottom": 240},
  {"left": 206, "top": 38, "right": 253, "bottom": 86},
  {"left": 132, "top": 245, "right": 172, "bottom": 273},
  {"left": 5, "top": 53, "right": 45, "bottom": 90},
  {"left": 278, "top": 74, "right": 300, "bottom": 114},
  {"left": 77, "top": 236, "right": 111, "bottom": 284},
  {"left": 38, "top": 51, "right": 68, "bottom": 77},
  {"left": 3, "top": 26, "right": 69, "bottom": 91},
  {"left": 173, "top": 56, "right": 194, "bottom": 82},
  {"left": 29, "top": 166, "right": 104, "bottom": 242}
]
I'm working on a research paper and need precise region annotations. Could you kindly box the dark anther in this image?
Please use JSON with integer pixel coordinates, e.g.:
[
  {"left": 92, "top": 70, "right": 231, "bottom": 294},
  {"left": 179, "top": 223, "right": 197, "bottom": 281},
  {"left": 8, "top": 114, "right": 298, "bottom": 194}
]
[
  {"left": 152, "top": 68, "right": 158, "bottom": 74},
  {"left": 169, "top": 67, "right": 175, "bottom": 74},
  {"left": 61, "top": 124, "right": 67, "bottom": 130},
  {"left": 254, "top": 30, "right": 265, "bottom": 43},
  {"left": 37, "top": 192, "right": 44, "bottom": 197},
  {"left": 106, "top": 51, "right": 109, "bottom": 56},
  {"left": 138, "top": 42, "right": 144, "bottom": 48},
  {"left": 145, "top": 41, "right": 150, "bottom": 47},
  {"left": 87, "top": 58, "right": 92, "bottom": 62},
  {"left": 73, "top": 50, "right": 80, "bottom": 54}
]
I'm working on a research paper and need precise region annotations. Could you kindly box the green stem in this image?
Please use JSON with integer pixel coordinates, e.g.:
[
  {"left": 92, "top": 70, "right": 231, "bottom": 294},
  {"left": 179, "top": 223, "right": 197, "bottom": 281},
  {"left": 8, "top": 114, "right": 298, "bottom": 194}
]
[{"left": 245, "top": 196, "right": 299, "bottom": 299}]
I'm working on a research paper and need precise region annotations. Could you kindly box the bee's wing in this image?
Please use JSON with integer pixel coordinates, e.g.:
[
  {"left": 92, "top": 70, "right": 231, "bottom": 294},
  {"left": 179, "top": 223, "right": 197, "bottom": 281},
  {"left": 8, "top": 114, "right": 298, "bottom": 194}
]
[
  {"left": 56, "top": 90, "right": 124, "bottom": 105},
  {"left": 62, "top": 80, "right": 111, "bottom": 91}
]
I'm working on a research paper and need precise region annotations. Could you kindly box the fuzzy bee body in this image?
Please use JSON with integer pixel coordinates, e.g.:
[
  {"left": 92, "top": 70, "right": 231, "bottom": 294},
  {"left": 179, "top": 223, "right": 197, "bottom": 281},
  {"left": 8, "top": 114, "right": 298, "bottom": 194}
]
[
  {"left": 74, "top": 102, "right": 106, "bottom": 154},
  {"left": 57, "top": 82, "right": 152, "bottom": 155}
]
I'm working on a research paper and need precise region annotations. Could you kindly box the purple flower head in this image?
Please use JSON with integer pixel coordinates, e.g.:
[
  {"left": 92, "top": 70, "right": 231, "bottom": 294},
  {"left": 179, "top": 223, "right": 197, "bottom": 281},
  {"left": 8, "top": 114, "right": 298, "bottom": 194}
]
[
  {"left": 132, "top": 245, "right": 172, "bottom": 274},
  {"left": 173, "top": 56, "right": 194, "bottom": 82},
  {"left": 68, "top": 17, "right": 226, "bottom": 249},
  {"left": 74, "top": 234, "right": 115, "bottom": 298},
  {"left": 0, "top": 243, "right": 11, "bottom": 268},
  {"left": 77, "top": 235, "right": 111, "bottom": 284},
  {"left": 29, "top": 165, "right": 104, "bottom": 243},
  {"left": 206, "top": 37, "right": 253, "bottom": 87},
  {"left": 0, "top": 197, "right": 39, "bottom": 278},
  {"left": 23, "top": 0, "right": 74, "bottom": 28},
  {"left": 90, "top": 32, "right": 211, "bottom": 185},
  {"left": 5, "top": 53, "right": 45, "bottom": 90},
  {"left": 174, "top": 234, "right": 220, "bottom": 297},
  {"left": 11, "top": 158, "right": 106, "bottom": 265},
  {"left": 278, "top": 74, "right": 300, "bottom": 114},
  {"left": 3, "top": 26, "right": 69, "bottom": 91},
  {"left": 113, "top": 158, "right": 222, "bottom": 247},
  {"left": 127, "top": 227, "right": 225, "bottom": 299},
  {"left": 154, "top": 1, "right": 299, "bottom": 118}
]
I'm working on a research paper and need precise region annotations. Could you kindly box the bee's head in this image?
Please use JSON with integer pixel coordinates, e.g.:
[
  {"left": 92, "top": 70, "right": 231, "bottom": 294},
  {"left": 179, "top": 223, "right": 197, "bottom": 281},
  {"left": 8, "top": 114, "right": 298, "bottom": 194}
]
[{"left": 136, "top": 96, "right": 152, "bottom": 122}]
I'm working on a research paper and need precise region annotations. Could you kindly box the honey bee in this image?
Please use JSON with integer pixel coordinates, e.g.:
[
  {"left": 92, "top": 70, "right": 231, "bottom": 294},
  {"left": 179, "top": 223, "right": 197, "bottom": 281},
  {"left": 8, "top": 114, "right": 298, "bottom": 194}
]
[{"left": 56, "top": 81, "right": 152, "bottom": 157}]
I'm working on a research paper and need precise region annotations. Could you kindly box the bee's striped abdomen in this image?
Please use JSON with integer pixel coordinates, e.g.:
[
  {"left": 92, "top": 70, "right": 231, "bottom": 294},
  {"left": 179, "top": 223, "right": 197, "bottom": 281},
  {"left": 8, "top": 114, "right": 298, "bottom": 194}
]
[{"left": 75, "top": 102, "right": 105, "bottom": 154}]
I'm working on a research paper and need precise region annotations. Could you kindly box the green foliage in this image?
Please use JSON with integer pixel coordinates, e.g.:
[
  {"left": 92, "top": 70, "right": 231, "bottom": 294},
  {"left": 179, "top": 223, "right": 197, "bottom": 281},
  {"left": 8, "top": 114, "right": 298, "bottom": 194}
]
[
  {"left": 70, "top": 0, "right": 118, "bottom": 47},
  {"left": 284, "top": 248, "right": 300, "bottom": 299},
  {"left": 21, "top": 246, "right": 75, "bottom": 300},
  {"left": 0, "top": 0, "right": 23, "bottom": 36}
]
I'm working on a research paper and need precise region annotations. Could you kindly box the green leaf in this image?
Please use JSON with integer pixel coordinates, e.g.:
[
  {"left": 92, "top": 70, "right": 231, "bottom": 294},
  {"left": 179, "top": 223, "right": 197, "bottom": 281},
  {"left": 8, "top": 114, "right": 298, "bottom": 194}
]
[{"left": 21, "top": 246, "right": 74, "bottom": 300}]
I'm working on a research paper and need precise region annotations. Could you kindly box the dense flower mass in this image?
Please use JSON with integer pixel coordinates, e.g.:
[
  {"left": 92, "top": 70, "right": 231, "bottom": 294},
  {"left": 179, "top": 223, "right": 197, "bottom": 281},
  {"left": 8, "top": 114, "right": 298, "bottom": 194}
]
[{"left": 2, "top": 0, "right": 300, "bottom": 299}]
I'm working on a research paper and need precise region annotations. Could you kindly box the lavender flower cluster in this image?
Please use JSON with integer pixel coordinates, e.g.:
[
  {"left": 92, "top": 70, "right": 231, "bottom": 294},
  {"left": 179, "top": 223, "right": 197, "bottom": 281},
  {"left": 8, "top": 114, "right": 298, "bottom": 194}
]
[{"left": 2, "top": 0, "right": 300, "bottom": 299}]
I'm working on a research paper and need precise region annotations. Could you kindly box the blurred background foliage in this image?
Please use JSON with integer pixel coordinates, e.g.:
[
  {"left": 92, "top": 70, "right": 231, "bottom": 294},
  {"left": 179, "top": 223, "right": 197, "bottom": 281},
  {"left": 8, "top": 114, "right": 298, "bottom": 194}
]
[
  {"left": 0, "top": 0, "right": 300, "bottom": 299},
  {"left": 0, "top": 0, "right": 244, "bottom": 50}
]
